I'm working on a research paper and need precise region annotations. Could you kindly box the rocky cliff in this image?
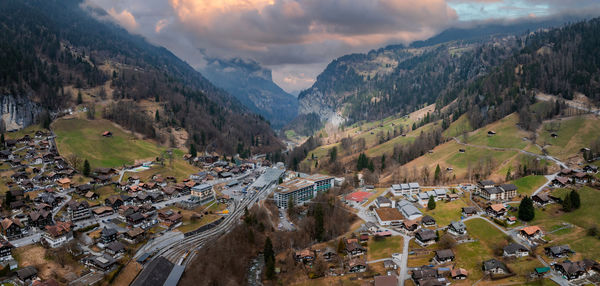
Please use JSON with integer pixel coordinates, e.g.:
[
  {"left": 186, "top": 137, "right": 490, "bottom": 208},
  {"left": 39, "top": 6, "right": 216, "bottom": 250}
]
[{"left": 0, "top": 95, "right": 41, "bottom": 131}]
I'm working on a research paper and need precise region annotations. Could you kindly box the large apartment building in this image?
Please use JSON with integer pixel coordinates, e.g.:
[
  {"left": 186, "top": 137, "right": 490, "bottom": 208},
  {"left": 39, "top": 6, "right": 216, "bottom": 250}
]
[
  {"left": 191, "top": 184, "right": 215, "bottom": 205},
  {"left": 274, "top": 174, "right": 334, "bottom": 208}
]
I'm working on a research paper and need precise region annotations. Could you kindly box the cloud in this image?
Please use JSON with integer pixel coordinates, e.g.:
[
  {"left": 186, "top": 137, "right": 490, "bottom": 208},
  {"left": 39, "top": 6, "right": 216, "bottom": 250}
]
[
  {"left": 89, "top": 0, "right": 600, "bottom": 92},
  {"left": 107, "top": 8, "right": 139, "bottom": 32}
]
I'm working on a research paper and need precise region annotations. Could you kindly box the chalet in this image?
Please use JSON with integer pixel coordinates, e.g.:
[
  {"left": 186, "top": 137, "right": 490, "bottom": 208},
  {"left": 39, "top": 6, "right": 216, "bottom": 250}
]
[
  {"left": 84, "top": 253, "right": 117, "bottom": 271},
  {"left": 57, "top": 178, "right": 71, "bottom": 190},
  {"left": 545, "top": 245, "right": 574, "bottom": 258},
  {"left": 415, "top": 228, "right": 436, "bottom": 246},
  {"left": 552, "top": 176, "right": 570, "bottom": 188},
  {"left": 374, "top": 207, "right": 403, "bottom": 226},
  {"left": 345, "top": 239, "right": 366, "bottom": 257},
  {"left": 106, "top": 241, "right": 126, "bottom": 256},
  {"left": 532, "top": 193, "right": 553, "bottom": 206},
  {"left": 0, "top": 240, "right": 14, "bottom": 261},
  {"left": 486, "top": 204, "right": 507, "bottom": 218},
  {"left": 100, "top": 227, "right": 118, "bottom": 244},
  {"left": 375, "top": 196, "right": 392, "bottom": 208},
  {"left": 95, "top": 168, "right": 116, "bottom": 176},
  {"left": 43, "top": 221, "right": 73, "bottom": 248},
  {"left": 11, "top": 172, "right": 28, "bottom": 182},
  {"left": 0, "top": 150, "right": 11, "bottom": 160},
  {"left": 572, "top": 172, "right": 592, "bottom": 184},
  {"left": 123, "top": 227, "right": 145, "bottom": 244},
  {"left": 451, "top": 268, "right": 468, "bottom": 280},
  {"left": 359, "top": 233, "right": 369, "bottom": 242},
  {"left": 488, "top": 130, "right": 496, "bottom": 136},
  {"left": 10, "top": 200, "right": 25, "bottom": 210},
  {"left": 28, "top": 210, "right": 52, "bottom": 228},
  {"left": 554, "top": 260, "right": 595, "bottom": 280},
  {"left": 4, "top": 139, "right": 17, "bottom": 148},
  {"left": 75, "top": 184, "right": 93, "bottom": 195},
  {"left": 402, "top": 220, "right": 419, "bottom": 232},
  {"left": 503, "top": 243, "right": 529, "bottom": 257},
  {"left": 84, "top": 191, "right": 99, "bottom": 200},
  {"left": 448, "top": 221, "right": 467, "bottom": 236},
  {"left": 519, "top": 226, "right": 543, "bottom": 241},
  {"left": 16, "top": 266, "right": 38, "bottom": 284},
  {"left": 458, "top": 149, "right": 465, "bottom": 153},
  {"left": 95, "top": 175, "right": 111, "bottom": 184},
  {"left": 161, "top": 212, "right": 182, "bottom": 229},
  {"left": 482, "top": 259, "right": 509, "bottom": 274},
  {"left": 126, "top": 212, "right": 145, "bottom": 226},
  {"left": 433, "top": 189, "right": 447, "bottom": 200},
  {"left": 294, "top": 249, "right": 315, "bottom": 264},
  {"left": 37, "top": 192, "right": 59, "bottom": 207},
  {"left": 446, "top": 193, "right": 459, "bottom": 201},
  {"left": 478, "top": 180, "right": 496, "bottom": 189},
  {"left": 374, "top": 275, "right": 397, "bottom": 286},
  {"left": 321, "top": 247, "right": 337, "bottom": 261},
  {"left": 102, "top": 131, "right": 112, "bottom": 137},
  {"left": 421, "top": 215, "right": 436, "bottom": 226},
  {"left": 434, "top": 249, "right": 455, "bottom": 264},
  {"left": 383, "top": 259, "right": 397, "bottom": 270},
  {"left": 1, "top": 218, "right": 23, "bottom": 240},
  {"left": 92, "top": 206, "right": 114, "bottom": 217},
  {"left": 506, "top": 216, "right": 517, "bottom": 225},
  {"left": 583, "top": 165, "right": 599, "bottom": 174},
  {"left": 461, "top": 206, "right": 477, "bottom": 217},
  {"left": 105, "top": 196, "right": 124, "bottom": 209},
  {"left": 67, "top": 200, "right": 91, "bottom": 221},
  {"left": 411, "top": 266, "right": 439, "bottom": 285},
  {"left": 347, "top": 258, "right": 366, "bottom": 273}
]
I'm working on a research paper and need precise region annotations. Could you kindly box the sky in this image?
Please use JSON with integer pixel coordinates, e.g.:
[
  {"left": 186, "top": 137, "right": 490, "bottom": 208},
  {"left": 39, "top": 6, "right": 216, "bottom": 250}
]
[{"left": 87, "top": 0, "right": 600, "bottom": 93}]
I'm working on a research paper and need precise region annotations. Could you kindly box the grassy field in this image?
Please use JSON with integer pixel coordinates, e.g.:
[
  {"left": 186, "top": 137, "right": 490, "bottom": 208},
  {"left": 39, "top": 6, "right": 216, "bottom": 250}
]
[
  {"left": 53, "top": 118, "right": 163, "bottom": 168},
  {"left": 467, "top": 113, "right": 531, "bottom": 150},
  {"left": 510, "top": 175, "right": 548, "bottom": 196},
  {"left": 422, "top": 197, "right": 470, "bottom": 226},
  {"left": 367, "top": 236, "right": 404, "bottom": 260},
  {"left": 442, "top": 114, "right": 473, "bottom": 138},
  {"left": 536, "top": 115, "right": 600, "bottom": 160}
]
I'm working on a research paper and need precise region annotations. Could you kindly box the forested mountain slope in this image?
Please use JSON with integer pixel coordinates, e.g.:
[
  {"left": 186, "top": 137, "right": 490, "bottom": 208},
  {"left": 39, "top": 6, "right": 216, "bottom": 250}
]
[{"left": 0, "top": 0, "right": 282, "bottom": 154}]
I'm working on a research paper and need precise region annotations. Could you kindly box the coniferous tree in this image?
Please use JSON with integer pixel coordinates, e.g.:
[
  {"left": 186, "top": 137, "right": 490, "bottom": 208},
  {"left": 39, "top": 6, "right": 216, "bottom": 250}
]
[
  {"left": 428, "top": 196, "right": 436, "bottom": 210},
  {"left": 83, "top": 159, "right": 90, "bottom": 177},
  {"left": 264, "top": 237, "right": 275, "bottom": 279},
  {"left": 329, "top": 147, "right": 337, "bottom": 163},
  {"left": 562, "top": 192, "right": 573, "bottom": 212},
  {"left": 367, "top": 160, "right": 374, "bottom": 172},
  {"left": 434, "top": 164, "right": 441, "bottom": 183},
  {"left": 189, "top": 143, "right": 197, "bottom": 158},
  {"left": 155, "top": 110, "right": 160, "bottom": 122},
  {"left": 337, "top": 238, "right": 346, "bottom": 254},
  {"left": 314, "top": 204, "right": 324, "bottom": 241},
  {"left": 518, "top": 196, "right": 535, "bottom": 221},
  {"left": 77, "top": 91, "right": 83, "bottom": 104},
  {"left": 381, "top": 155, "right": 386, "bottom": 171},
  {"left": 570, "top": 190, "right": 581, "bottom": 210}
]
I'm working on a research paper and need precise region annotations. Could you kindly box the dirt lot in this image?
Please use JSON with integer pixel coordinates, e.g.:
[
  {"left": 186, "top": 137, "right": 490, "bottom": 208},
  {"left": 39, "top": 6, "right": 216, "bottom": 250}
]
[
  {"left": 110, "top": 261, "right": 142, "bottom": 286},
  {"left": 14, "top": 245, "right": 84, "bottom": 282}
]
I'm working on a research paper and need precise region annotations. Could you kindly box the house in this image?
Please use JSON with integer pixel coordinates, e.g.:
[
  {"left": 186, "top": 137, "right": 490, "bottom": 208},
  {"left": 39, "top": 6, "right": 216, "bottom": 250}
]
[
  {"left": 84, "top": 191, "right": 98, "bottom": 200},
  {"left": 84, "top": 253, "right": 117, "bottom": 271},
  {"left": 482, "top": 259, "right": 509, "bottom": 274},
  {"left": 415, "top": 228, "right": 437, "bottom": 246},
  {"left": 374, "top": 207, "right": 404, "bottom": 226},
  {"left": 359, "top": 233, "right": 369, "bottom": 242},
  {"left": 552, "top": 176, "right": 570, "bottom": 188},
  {"left": 461, "top": 207, "right": 477, "bottom": 217},
  {"left": 101, "top": 227, "right": 118, "bottom": 244},
  {"left": 1, "top": 218, "right": 24, "bottom": 240},
  {"left": 434, "top": 249, "right": 455, "bottom": 264},
  {"left": 396, "top": 200, "right": 422, "bottom": 220},
  {"left": 503, "top": 243, "right": 529, "bottom": 257},
  {"left": 75, "top": 184, "right": 93, "bottom": 195},
  {"left": 411, "top": 266, "right": 438, "bottom": 285},
  {"left": 28, "top": 210, "right": 53, "bottom": 228},
  {"left": 0, "top": 240, "right": 14, "bottom": 261},
  {"left": 545, "top": 245, "right": 574, "bottom": 258},
  {"left": 478, "top": 180, "right": 496, "bottom": 190},
  {"left": 554, "top": 260, "right": 596, "bottom": 280},
  {"left": 67, "top": 200, "right": 91, "bottom": 221},
  {"left": 421, "top": 215, "right": 436, "bottom": 226},
  {"left": 451, "top": 268, "right": 468, "bottom": 280},
  {"left": 321, "top": 247, "right": 336, "bottom": 261},
  {"left": 93, "top": 206, "right": 114, "bottom": 217},
  {"left": 106, "top": 241, "right": 126, "bottom": 256},
  {"left": 506, "top": 216, "right": 517, "bottom": 225},
  {"left": 161, "top": 212, "right": 183, "bottom": 229},
  {"left": 488, "top": 130, "right": 496, "bottom": 136},
  {"left": 102, "top": 131, "right": 112, "bottom": 137},
  {"left": 433, "top": 189, "right": 447, "bottom": 200},
  {"left": 345, "top": 238, "right": 366, "bottom": 256},
  {"left": 57, "top": 178, "right": 71, "bottom": 189},
  {"left": 532, "top": 193, "right": 553, "bottom": 206},
  {"left": 374, "top": 275, "right": 398, "bottom": 286},
  {"left": 294, "top": 249, "right": 315, "bottom": 264},
  {"left": 123, "top": 227, "right": 145, "bottom": 244},
  {"left": 447, "top": 221, "right": 467, "bottom": 236},
  {"left": 572, "top": 172, "right": 592, "bottom": 184},
  {"left": 446, "top": 193, "right": 459, "bottom": 201},
  {"left": 16, "top": 266, "right": 38, "bottom": 284},
  {"left": 126, "top": 212, "right": 145, "bottom": 226},
  {"left": 376, "top": 196, "right": 393, "bottom": 208},
  {"left": 486, "top": 204, "right": 507, "bottom": 218},
  {"left": 402, "top": 220, "right": 420, "bottom": 232},
  {"left": 347, "top": 258, "right": 367, "bottom": 273},
  {"left": 519, "top": 226, "right": 543, "bottom": 241},
  {"left": 391, "top": 183, "right": 419, "bottom": 196},
  {"left": 43, "top": 221, "right": 73, "bottom": 248},
  {"left": 583, "top": 165, "right": 599, "bottom": 174}
]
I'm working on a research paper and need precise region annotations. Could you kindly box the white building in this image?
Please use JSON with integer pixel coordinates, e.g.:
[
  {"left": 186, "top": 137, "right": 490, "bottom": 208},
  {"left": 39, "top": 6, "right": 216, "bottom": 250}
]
[
  {"left": 191, "top": 184, "right": 215, "bottom": 205},
  {"left": 43, "top": 221, "right": 74, "bottom": 248},
  {"left": 274, "top": 174, "right": 334, "bottom": 208},
  {"left": 391, "top": 182, "right": 420, "bottom": 197},
  {"left": 396, "top": 200, "right": 422, "bottom": 220}
]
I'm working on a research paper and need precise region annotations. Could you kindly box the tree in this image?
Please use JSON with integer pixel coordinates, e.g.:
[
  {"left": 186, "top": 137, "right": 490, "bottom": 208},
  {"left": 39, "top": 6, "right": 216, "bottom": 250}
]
[
  {"left": 337, "top": 238, "right": 346, "bottom": 254},
  {"left": 357, "top": 153, "right": 369, "bottom": 171},
  {"left": 4, "top": 191, "right": 14, "bottom": 208},
  {"left": 83, "top": 159, "right": 91, "bottom": 177},
  {"left": 287, "top": 196, "right": 295, "bottom": 217},
  {"left": 314, "top": 204, "right": 324, "bottom": 242},
  {"left": 329, "top": 147, "right": 337, "bottom": 163},
  {"left": 77, "top": 91, "right": 83, "bottom": 104},
  {"left": 428, "top": 196, "right": 436, "bottom": 210},
  {"left": 189, "top": 144, "right": 197, "bottom": 158},
  {"left": 434, "top": 164, "right": 441, "bottom": 183},
  {"left": 562, "top": 192, "right": 573, "bottom": 212},
  {"left": 570, "top": 190, "right": 581, "bottom": 210},
  {"left": 518, "top": 196, "right": 535, "bottom": 221},
  {"left": 367, "top": 159, "right": 374, "bottom": 172},
  {"left": 505, "top": 167, "right": 512, "bottom": 181},
  {"left": 0, "top": 133, "right": 4, "bottom": 149},
  {"left": 155, "top": 110, "right": 160, "bottom": 122},
  {"left": 381, "top": 154, "right": 386, "bottom": 171},
  {"left": 264, "top": 237, "right": 275, "bottom": 279}
]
